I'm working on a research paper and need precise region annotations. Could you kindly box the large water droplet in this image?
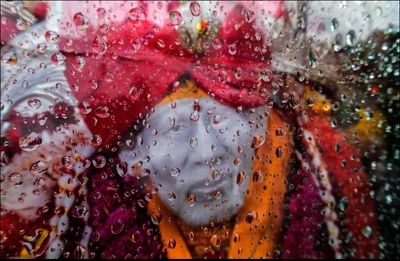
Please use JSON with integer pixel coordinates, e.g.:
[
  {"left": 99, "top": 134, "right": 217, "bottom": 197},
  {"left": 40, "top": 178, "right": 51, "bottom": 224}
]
[
  {"left": 169, "top": 11, "right": 183, "bottom": 25},
  {"left": 251, "top": 135, "right": 265, "bottom": 149},
  {"left": 128, "top": 7, "right": 146, "bottom": 22},
  {"left": 244, "top": 9, "right": 255, "bottom": 23},
  {"left": 73, "top": 12, "right": 90, "bottom": 30},
  {"left": 228, "top": 43, "right": 237, "bottom": 55},
  {"left": 19, "top": 132, "right": 42, "bottom": 151},
  {"left": 30, "top": 161, "right": 48, "bottom": 175},
  {"left": 190, "top": 2, "right": 201, "bottom": 17},
  {"left": 97, "top": 7, "right": 106, "bottom": 19}
]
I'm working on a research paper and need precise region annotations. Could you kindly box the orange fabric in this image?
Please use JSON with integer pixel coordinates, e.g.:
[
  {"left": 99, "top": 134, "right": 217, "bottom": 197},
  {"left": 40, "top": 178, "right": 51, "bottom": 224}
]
[
  {"left": 147, "top": 110, "right": 292, "bottom": 259},
  {"left": 158, "top": 80, "right": 209, "bottom": 105}
]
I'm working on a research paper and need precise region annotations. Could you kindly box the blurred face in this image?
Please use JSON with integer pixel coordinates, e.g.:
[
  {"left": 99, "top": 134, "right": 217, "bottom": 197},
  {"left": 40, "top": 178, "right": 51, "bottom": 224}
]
[{"left": 121, "top": 97, "right": 267, "bottom": 227}]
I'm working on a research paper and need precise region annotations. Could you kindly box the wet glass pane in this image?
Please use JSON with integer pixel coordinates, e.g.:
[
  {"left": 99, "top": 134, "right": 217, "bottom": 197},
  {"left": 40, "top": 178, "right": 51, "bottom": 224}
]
[{"left": 1, "top": 1, "right": 399, "bottom": 259}]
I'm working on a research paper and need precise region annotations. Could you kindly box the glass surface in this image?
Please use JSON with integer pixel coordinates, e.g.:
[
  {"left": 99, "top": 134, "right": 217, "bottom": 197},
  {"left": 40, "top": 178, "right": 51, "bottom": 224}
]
[{"left": 1, "top": 1, "right": 399, "bottom": 259}]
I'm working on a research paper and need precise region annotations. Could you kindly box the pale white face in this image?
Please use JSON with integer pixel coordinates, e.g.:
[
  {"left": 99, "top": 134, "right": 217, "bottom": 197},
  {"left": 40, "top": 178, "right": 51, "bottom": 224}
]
[{"left": 120, "top": 97, "right": 268, "bottom": 227}]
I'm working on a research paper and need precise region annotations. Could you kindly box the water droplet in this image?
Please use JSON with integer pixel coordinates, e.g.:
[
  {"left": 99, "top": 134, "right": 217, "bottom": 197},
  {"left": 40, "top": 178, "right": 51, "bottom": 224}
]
[
  {"left": 187, "top": 194, "right": 196, "bottom": 206},
  {"left": 151, "top": 212, "right": 162, "bottom": 225},
  {"left": 92, "top": 155, "right": 106, "bottom": 169},
  {"left": 190, "top": 110, "right": 200, "bottom": 122},
  {"left": 45, "top": 30, "right": 60, "bottom": 43},
  {"left": 213, "top": 114, "right": 226, "bottom": 124},
  {"left": 92, "top": 35, "right": 107, "bottom": 54},
  {"left": 8, "top": 172, "right": 23, "bottom": 185},
  {"left": 128, "top": 7, "right": 146, "bottom": 22},
  {"left": 246, "top": 211, "right": 258, "bottom": 224},
  {"left": 71, "top": 56, "right": 86, "bottom": 71},
  {"left": 233, "top": 233, "right": 240, "bottom": 243},
  {"left": 330, "top": 18, "right": 339, "bottom": 32},
  {"left": 170, "top": 167, "right": 181, "bottom": 177},
  {"left": 73, "top": 12, "right": 90, "bottom": 30},
  {"left": 61, "top": 156, "right": 75, "bottom": 169},
  {"left": 346, "top": 30, "right": 356, "bottom": 46},
  {"left": 36, "top": 43, "right": 47, "bottom": 53},
  {"left": 116, "top": 161, "right": 128, "bottom": 177},
  {"left": 111, "top": 219, "right": 124, "bottom": 234},
  {"left": 211, "top": 170, "right": 221, "bottom": 181},
  {"left": 73, "top": 244, "right": 86, "bottom": 259},
  {"left": 95, "top": 105, "right": 110, "bottom": 118},
  {"left": 27, "top": 98, "right": 41, "bottom": 109},
  {"left": 79, "top": 101, "right": 92, "bottom": 115},
  {"left": 275, "top": 146, "right": 283, "bottom": 158},
  {"left": 50, "top": 52, "right": 66, "bottom": 66},
  {"left": 97, "top": 7, "right": 106, "bottom": 19},
  {"left": 2, "top": 50, "right": 17, "bottom": 65},
  {"left": 189, "top": 231, "right": 195, "bottom": 240},
  {"left": 362, "top": 226, "right": 372, "bottom": 238},
  {"left": 233, "top": 158, "right": 241, "bottom": 166},
  {"left": 244, "top": 9, "right": 255, "bottom": 23},
  {"left": 19, "top": 132, "right": 42, "bottom": 151},
  {"left": 190, "top": 137, "right": 198, "bottom": 148},
  {"left": 228, "top": 43, "right": 237, "bottom": 55},
  {"left": 168, "top": 192, "right": 176, "bottom": 201},
  {"left": 210, "top": 234, "right": 222, "bottom": 247},
  {"left": 251, "top": 135, "right": 264, "bottom": 149},
  {"left": 190, "top": 2, "right": 201, "bottom": 17},
  {"left": 30, "top": 161, "right": 48, "bottom": 175},
  {"left": 157, "top": 39, "right": 165, "bottom": 48},
  {"left": 260, "top": 69, "right": 273, "bottom": 82},
  {"left": 169, "top": 11, "right": 182, "bottom": 25},
  {"left": 168, "top": 238, "right": 176, "bottom": 249},
  {"left": 236, "top": 171, "right": 245, "bottom": 185}
]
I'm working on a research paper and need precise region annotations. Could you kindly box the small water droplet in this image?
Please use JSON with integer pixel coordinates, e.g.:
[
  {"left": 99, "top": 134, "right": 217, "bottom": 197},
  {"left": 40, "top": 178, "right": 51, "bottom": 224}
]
[
  {"left": 210, "top": 234, "right": 222, "bottom": 247},
  {"left": 50, "top": 52, "right": 66, "bottom": 66},
  {"left": 45, "top": 30, "right": 60, "bottom": 43},
  {"left": 168, "top": 238, "right": 176, "bottom": 249},
  {"left": 61, "top": 156, "right": 75, "bottom": 169},
  {"left": 168, "top": 192, "right": 176, "bottom": 201},
  {"left": 92, "top": 155, "right": 106, "bottom": 169},
  {"left": 244, "top": 9, "right": 255, "bottom": 23},
  {"left": 116, "top": 161, "right": 128, "bottom": 177},
  {"left": 97, "top": 7, "right": 106, "bottom": 19},
  {"left": 170, "top": 167, "right": 181, "bottom": 177},
  {"left": 111, "top": 219, "right": 124, "bottom": 234},
  {"left": 190, "top": 110, "right": 200, "bottom": 122},
  {"left": 236, "top": 171, "right": 245, "bottom": 185},
  {"left": 275, "top": 146, "right": 283, "bottom": 158},
  {"left": 187, "top": 194, "right": 196, "bottom": 206},
  {"left": 151, "top": 212, "right": 162, "bottom": 225},
  {"left": 246, "top": 211, "right": 258, "bottom": 224},
  {"left": 228, "top": 43, "right": 237, "bottom": 55},
  {"left": 330, "top": 18, "right": 339, "bottom": 32},
  {"left": 251, "top": 135, "right": 264, "bottom": 149},
  {"left": 157, "top": 39, "right": 165, "bottom": 48},
  {"left": 27, "top": 98, "right": 41, "bottom": 109},
  {"left": 71, "top": 56, "right": 86, "bottom": 71},
  {"left": 362, "top": 226, "right": 372, "bottom": 238},
  {"left": 190, "top": 137, "right": 198, "bottom": 148}
]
